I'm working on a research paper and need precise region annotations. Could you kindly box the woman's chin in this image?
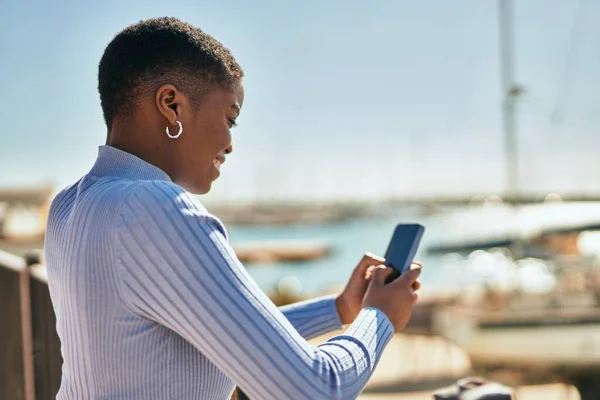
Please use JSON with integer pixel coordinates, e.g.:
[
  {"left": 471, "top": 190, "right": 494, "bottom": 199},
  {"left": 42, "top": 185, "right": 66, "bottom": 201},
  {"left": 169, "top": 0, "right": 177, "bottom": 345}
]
[
  {"left": 179, "top": 167, "right": 220, "bottom": 194},
  {"left": 178, "top": 178, "right": 211, "bottom": 195}
]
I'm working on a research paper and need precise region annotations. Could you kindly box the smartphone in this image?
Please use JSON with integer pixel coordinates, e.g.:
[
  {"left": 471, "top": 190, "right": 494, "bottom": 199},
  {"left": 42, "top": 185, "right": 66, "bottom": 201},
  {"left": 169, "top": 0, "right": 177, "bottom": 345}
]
[{"left": 383, "top": 223, "right": 425, "bottom": 283}]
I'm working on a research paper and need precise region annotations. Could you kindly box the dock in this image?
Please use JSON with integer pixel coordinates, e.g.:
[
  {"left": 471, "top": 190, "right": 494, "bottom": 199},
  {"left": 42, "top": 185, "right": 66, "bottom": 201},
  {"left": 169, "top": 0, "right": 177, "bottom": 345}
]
[
  {"left": 232, "top": 240, "right": 332, "bottom": 264},
  {"left": 359, "top": 383, "right": 580, "bottom": 400}
]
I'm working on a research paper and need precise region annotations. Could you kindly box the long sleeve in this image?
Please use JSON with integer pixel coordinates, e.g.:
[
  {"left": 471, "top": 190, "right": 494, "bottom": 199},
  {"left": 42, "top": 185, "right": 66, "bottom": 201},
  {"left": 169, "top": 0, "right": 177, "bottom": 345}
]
[
  {"left": 280, "top": 296, "right": 343, "bottom": 340},
  {"left": 113, "top": 181, "right": 394, "bottom": 400}
]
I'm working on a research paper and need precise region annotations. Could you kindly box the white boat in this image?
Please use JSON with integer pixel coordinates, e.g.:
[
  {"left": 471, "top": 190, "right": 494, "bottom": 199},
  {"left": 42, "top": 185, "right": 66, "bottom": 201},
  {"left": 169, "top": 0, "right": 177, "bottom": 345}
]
[{"left": 434, "top": 301, "right": 600, "bottom": 369}]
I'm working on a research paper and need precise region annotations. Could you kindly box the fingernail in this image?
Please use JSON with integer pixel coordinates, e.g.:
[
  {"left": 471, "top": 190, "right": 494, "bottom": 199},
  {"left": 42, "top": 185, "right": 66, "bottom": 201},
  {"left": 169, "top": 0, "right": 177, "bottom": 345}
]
[{"left": 366, "top": 252, "right": 384, "bottom": 260}]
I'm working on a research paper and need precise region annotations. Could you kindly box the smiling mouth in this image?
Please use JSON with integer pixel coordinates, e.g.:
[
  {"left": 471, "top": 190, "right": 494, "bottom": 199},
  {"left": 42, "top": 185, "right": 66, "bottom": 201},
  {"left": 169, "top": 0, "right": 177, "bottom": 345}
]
[{"left": 213, "top": 158, "right": 223, "bottom": 171}]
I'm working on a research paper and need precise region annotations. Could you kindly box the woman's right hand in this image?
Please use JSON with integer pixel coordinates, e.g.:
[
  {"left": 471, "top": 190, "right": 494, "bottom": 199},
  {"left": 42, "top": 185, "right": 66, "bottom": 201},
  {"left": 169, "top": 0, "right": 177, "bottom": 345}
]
[{"left": 362, "top": 264, "right": 421, "bottom": 332}]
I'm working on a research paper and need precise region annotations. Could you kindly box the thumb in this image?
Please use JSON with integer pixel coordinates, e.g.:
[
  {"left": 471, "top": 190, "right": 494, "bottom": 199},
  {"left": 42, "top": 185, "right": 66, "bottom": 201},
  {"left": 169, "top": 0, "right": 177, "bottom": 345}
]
[
  {"left": 372, "top": 266, "right": 395, "bottom": 285},
  {"left": 396, "top": 265, "right": 421, "bottom": 287}
]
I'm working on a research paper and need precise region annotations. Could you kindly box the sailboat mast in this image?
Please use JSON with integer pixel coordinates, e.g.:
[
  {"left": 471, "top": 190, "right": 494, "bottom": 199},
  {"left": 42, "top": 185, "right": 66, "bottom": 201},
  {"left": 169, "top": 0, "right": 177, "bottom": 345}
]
[
  {"left": 498, "top": 0, "right": 519, "bottom": 204},
  {"left": 498, "top": 0, "right": 524, "bottom": 258}
]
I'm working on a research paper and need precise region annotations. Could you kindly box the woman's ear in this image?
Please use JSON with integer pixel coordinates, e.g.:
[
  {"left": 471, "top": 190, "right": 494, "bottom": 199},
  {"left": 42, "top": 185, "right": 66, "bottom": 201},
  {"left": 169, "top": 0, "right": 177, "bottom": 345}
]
[{"left": 155, "top": 84, "right": 180, "bottom": 125}]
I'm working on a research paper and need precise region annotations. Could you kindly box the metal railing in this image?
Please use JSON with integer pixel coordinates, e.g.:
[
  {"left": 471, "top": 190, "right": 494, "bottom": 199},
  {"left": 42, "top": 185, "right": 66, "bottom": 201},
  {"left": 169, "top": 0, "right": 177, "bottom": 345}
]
[
  {"left": 29, "top": 264, "right": 62, "bottom": 399},
  {"left": 0, "top": 250, "right": 61, "bottom": 400},
  {"left": 0, "top": 250, "right": 33, "bottom": 400}
]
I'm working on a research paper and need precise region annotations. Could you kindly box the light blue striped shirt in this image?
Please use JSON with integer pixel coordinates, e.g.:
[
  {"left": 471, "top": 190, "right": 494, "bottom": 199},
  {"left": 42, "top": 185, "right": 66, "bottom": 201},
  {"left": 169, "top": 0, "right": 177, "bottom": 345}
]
[{"left": 44, "top": 145, "right": 395, "bottom": 399}]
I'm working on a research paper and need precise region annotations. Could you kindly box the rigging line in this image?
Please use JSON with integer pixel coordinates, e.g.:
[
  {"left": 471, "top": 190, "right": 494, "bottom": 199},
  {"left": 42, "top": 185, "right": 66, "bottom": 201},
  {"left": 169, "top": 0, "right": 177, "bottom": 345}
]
[{"left": 549, "top": 0, "right": 585, "bottom": 130}]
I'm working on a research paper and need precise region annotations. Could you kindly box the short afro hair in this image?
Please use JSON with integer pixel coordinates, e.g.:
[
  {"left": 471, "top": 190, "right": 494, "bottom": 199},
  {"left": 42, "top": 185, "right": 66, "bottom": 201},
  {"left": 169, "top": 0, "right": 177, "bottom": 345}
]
[{"left": 98, "top": 17, "right": 243, "bottom": 128}]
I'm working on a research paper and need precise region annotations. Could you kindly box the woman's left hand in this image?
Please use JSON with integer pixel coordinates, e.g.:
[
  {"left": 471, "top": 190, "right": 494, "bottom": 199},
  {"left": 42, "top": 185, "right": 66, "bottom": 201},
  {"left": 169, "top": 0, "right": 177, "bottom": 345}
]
[{"left": 335, "top": 252, "right": 386, "bottom": 325}]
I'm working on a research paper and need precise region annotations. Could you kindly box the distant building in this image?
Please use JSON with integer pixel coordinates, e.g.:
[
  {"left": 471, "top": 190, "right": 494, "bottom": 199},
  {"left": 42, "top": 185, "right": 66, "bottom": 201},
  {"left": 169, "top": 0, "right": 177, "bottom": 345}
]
[{"left": 0, "top": 185, "right": 54, "bottom": 256}]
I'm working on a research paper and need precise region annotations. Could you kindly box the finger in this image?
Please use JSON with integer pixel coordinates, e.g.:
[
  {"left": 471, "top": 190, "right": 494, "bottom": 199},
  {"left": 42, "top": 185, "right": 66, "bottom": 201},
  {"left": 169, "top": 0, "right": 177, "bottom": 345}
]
[
  {"left": 365, "top": 264, "right": 385, "bottom": 280},
  {"left": 395, "top": 265, "right": 421, "bottom": 286},
  {"left": 372, "top": 267, "right": 395, "bottom": 284},
  {"left": 357, "top": 252, "right": 386, "bottom": 272}
]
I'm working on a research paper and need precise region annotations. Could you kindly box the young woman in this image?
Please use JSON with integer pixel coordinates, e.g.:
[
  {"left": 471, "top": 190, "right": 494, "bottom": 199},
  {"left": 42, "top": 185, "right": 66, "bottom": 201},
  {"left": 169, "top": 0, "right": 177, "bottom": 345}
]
[{"left": 44, "top": 17, "right": 421, "bottom": 399}]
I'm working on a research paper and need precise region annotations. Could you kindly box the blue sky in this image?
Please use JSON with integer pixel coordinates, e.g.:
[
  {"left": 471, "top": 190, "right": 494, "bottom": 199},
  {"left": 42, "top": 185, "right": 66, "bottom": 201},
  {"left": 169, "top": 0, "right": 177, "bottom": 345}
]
[{"left": 1, "top": 0, "right": 599, "bottom": 201}]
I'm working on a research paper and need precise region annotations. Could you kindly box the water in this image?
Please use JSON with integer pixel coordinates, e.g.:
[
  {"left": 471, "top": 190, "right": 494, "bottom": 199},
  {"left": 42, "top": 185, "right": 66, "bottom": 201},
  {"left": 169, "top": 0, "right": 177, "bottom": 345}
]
[
  {"left": 226, "top": 207, "right": 453, "bottom": 295},
  {"left": 227, "top": 202, "right": 600, "bottom": 296}
]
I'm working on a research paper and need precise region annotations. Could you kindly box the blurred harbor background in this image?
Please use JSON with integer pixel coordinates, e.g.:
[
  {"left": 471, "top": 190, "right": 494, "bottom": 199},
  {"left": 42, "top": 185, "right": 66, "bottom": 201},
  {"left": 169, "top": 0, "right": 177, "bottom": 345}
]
[
  {"left": 3, "top": 0, "right": 600, "bottom": 398},
  {"left": 2, "top": 188, "right": 599, "bottom": 398}
]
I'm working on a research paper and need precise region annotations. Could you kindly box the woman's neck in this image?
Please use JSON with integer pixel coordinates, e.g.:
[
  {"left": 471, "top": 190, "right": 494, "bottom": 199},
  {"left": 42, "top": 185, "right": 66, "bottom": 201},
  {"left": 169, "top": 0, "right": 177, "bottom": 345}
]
[{"left": 107, "top": 121, "right": 174, "bottom": 179}]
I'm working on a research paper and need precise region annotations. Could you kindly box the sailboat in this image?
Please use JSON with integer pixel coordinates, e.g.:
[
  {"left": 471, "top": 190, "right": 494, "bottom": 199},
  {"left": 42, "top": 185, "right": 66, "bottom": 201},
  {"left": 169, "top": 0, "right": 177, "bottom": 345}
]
[{"left": 422, "top": 2, "right": 600, "bottom": 398}]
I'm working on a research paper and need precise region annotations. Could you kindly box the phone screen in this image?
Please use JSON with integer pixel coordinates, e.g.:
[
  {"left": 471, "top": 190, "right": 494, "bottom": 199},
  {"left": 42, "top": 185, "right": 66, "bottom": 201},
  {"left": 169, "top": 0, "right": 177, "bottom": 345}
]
[{"left": 384, "top": 223, "right": 425, "bottom": 282}]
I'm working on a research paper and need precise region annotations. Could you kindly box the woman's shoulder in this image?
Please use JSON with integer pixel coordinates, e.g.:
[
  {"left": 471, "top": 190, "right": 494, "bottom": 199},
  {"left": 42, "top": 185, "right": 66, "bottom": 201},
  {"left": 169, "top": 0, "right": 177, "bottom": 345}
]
[
  {"left": 120, "top": 180, "right": 206, "bottom": 213},
  {"left": 121, "top": 181, "right": 227, "bottom": 231},
  {"left": 116, "top": 179, "right": 228, "bottom": 239}
]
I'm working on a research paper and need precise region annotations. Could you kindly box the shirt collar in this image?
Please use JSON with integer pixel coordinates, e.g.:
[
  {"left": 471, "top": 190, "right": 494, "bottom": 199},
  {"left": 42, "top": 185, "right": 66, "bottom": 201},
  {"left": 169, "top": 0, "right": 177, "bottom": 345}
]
[{"left": 89, "top": 145, "right": 172, "bottom": 182}]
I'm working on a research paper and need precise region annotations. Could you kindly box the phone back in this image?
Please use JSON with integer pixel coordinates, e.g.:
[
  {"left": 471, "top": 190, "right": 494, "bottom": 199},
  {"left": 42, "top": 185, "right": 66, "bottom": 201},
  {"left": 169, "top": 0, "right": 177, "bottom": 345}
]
[{"left": 384, "top": 223, "right": 425, "bottom": 275}]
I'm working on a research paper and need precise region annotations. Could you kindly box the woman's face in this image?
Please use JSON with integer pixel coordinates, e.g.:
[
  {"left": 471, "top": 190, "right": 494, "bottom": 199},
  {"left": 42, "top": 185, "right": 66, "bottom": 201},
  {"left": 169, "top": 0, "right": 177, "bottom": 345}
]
[{"left": 167, "top": 83, "right": 244, "bottom": 194}]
